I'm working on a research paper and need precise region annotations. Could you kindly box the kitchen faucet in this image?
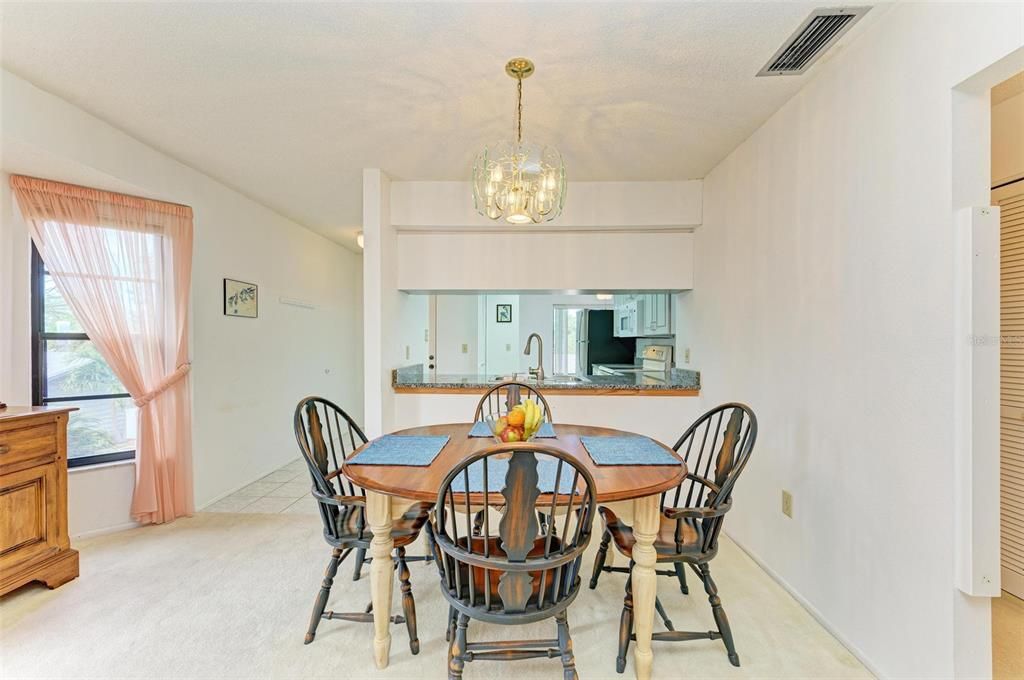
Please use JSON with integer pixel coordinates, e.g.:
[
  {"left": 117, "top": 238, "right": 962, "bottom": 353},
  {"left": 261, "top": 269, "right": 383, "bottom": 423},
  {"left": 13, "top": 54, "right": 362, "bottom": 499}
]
[{"left": 524, "top": 333, "right": 544, "bottom": 383}]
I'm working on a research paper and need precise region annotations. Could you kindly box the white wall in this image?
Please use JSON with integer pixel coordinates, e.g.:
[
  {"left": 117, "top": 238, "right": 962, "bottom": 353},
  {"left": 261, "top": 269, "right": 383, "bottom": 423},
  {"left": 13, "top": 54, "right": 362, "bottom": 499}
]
[
  {"left": 482, "top": 294, "right": 520, "bottom": 375},
  {"left": 393, "top": 392, "right": 701, "bottom": 451},
  {"left": 434, "top": 295, "right": 479, "bottom": 374},
  {"left": 396, "top": 231, "right": 694, "bottom": 291},
  {"left": 0, "top": 70, "right": 364, "bottom": 533},
  {"left": 677, "top": 4, "right": 1023, "bottom": 677},
  {"left": 391, "top": 180, "right": 702, "bottom": 229}
]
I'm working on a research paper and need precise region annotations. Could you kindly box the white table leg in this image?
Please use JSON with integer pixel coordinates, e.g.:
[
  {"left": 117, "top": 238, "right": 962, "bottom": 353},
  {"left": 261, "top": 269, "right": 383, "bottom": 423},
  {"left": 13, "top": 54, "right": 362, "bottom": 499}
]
[
  {"left": 366, "top": 491, "right": 394, "bottom": 669},
  {"left": 631, "top": 494, "right": 660, "bottom": 680}
]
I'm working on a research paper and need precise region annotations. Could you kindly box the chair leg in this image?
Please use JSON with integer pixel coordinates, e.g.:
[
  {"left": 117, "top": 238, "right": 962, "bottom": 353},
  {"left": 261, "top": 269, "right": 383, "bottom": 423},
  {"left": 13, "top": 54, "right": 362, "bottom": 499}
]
[
  {"left": 556, "top": 610, "right": 579, "bottom": 680},
  {"left": 448, "top": 613, "right": 469, "bottom": 679},
  {"left": 590, "top": 529, "right": 611, "bottom": 589},
  {"left": 305, "top": 547, "right": 342, "bottom": 644},
  {"left": 616, "top": 560, "right": 634, "bottom": 674},
  {"left": 654, "top": 596, "right": 674, "bottom": 631},
  {"left": 446, "top": 605, "right": 457, "bottom": 642},
  {"left": 396, "top": 546, "right": 419, "bottom": 655},
  {"left": 673, "top": 561, "right": 689, "bottom": 595},
  {"left": 700, "top": 562, "right": 740, "bottom": 667},
  {"left": 352, "top": 546, "right": 367, "bottom": 581}
]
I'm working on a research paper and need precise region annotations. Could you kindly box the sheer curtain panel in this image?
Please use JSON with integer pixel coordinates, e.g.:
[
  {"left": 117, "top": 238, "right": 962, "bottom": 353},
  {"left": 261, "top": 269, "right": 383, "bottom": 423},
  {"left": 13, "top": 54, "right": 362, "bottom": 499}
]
[{"left": 11, "top": 175, "right": 194, "bottom": 524}]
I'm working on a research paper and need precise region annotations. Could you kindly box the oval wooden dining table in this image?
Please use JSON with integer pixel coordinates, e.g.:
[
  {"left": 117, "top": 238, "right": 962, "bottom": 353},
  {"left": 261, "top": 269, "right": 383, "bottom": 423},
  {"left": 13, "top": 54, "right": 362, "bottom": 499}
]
[{"left": 343, "top": 422, "right": 687, "bottom": 680}]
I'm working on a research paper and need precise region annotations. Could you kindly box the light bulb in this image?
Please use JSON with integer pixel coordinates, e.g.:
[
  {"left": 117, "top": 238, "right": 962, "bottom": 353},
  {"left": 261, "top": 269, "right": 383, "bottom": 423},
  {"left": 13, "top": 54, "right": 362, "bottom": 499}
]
[
  {"left": 356, "top": 231, "right": 364, "bottom": 249},
  {"left": 490, "top": 165, "right": 503, "bottom": 182}
]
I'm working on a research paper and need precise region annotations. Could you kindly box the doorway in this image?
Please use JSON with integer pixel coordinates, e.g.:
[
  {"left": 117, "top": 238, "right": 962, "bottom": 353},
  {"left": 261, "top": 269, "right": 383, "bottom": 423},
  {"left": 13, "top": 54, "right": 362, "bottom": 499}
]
[{"left": 993, "top": 69, "right": 1024, "bottom": 680}]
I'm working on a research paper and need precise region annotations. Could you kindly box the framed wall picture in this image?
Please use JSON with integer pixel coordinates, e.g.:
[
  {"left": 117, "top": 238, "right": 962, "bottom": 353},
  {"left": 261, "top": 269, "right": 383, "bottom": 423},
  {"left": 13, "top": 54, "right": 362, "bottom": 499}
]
[
  {"left": 496, "top": 303, "right": 512, "bottom": 323},
  {"left": 224, "top": 278, "right": 258, "bottom": 318}
]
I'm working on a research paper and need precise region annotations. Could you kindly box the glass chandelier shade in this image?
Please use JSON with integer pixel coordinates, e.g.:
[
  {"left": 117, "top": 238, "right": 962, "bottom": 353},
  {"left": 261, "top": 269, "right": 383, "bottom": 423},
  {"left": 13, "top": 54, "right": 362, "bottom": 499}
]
[{"left": 472, "top": 59, "right": 567, "bottom": 224}]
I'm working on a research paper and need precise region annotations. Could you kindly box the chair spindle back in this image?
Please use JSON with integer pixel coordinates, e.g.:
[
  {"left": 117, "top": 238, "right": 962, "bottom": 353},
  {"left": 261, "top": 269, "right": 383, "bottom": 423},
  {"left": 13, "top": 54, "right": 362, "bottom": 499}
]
[
  {"left": 430, "top": 443, "right": 595, "bottom": 624},
  {"left": 474, "top": 381, "right": 553, "bottom": 423},
  {"left": 293, "top": 396, "right": 370, "bottom": 543},
  {"left": 665, "top": 403, "right": 757, "bottom": 551}
]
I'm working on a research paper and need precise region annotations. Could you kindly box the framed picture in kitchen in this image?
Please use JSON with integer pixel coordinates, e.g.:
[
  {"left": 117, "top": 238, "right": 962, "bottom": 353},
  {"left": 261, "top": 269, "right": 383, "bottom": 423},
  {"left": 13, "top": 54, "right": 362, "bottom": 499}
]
[
  {"left": 496, "top": 303, "right": 512, "bottom": 323},
  {"left": 224, "top": 278, "right": 258, "bottom": 318}
]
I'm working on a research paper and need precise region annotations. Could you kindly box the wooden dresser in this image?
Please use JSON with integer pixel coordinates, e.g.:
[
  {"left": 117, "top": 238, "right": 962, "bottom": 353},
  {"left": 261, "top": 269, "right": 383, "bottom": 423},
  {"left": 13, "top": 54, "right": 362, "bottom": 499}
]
[{"left": 0, "top": 406, "right": 79, "bottom": 596}]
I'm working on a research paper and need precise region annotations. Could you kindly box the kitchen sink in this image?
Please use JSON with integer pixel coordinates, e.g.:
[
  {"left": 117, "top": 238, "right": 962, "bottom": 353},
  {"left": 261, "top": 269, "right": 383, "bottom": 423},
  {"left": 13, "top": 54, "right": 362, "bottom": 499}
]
[{"left": 491, "top": 374, "right": 590, "bottom": 384}]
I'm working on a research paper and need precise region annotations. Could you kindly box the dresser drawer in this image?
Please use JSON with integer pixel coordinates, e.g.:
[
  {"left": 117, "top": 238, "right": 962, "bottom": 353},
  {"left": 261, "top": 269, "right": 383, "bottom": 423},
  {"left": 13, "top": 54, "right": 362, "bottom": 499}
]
[{"left": 0, "top": 422, "right": 59, "bottom": 469}]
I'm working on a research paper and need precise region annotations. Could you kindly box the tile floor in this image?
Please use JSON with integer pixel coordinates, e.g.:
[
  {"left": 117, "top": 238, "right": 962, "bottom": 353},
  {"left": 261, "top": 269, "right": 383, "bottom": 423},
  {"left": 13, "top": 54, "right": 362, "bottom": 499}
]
[{"left": 202, "top": 458, "right": 318, "bottom": 515}]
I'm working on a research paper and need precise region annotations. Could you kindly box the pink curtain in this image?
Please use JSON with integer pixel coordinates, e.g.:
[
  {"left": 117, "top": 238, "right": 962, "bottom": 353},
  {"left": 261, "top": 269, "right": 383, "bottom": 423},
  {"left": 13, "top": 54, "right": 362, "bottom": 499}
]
[{"left": 11, "top": 175, "right": 194, "bottom": 524}]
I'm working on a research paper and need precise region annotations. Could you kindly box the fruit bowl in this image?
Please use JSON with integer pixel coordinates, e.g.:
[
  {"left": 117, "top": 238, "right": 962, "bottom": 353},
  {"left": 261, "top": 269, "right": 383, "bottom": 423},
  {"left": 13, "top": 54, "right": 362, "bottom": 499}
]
[{"left": 484, "top": 398, "right": 545, "bottom": 443}]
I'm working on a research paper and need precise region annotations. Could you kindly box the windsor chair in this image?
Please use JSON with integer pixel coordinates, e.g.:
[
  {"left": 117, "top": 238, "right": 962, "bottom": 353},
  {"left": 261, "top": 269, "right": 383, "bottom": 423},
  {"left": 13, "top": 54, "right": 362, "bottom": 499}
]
[
  {"left": 472, "top": 381, "right": 556, "bottom": 536},
  {"left": 293, "top": 396, "right": 433, "bottom": 652},
  {"left": 589, "top": 403, "right": 758, "bottom": 670},
  {"left": 427, "top": 442, "right": 597, "bottom": 680}
]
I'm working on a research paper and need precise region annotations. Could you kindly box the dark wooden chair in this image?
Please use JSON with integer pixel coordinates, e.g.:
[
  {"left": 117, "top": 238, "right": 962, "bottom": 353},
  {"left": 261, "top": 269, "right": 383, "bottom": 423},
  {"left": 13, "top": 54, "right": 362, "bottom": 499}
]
[
  {"left": 474, "top": 380, "right": 553, "bottom": 423},
  {"left": 427, "top": 442, "right": 597, "bottom": 680},
  {"left": 589, "top": 403, "right": 758, "bottom": 671},
  {"left": 293, "top": 396, "right": 433, "bottom": 653},
  {"left": 472, "top": 382, "right": 555, "bottom": 536}
]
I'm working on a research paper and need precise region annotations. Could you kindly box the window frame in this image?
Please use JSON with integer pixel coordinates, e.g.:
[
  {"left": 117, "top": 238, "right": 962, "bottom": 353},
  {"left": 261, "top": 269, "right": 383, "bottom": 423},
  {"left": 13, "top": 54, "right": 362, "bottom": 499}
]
[{"left": 31, "top": 244, "right": 136, "bottom": 468}]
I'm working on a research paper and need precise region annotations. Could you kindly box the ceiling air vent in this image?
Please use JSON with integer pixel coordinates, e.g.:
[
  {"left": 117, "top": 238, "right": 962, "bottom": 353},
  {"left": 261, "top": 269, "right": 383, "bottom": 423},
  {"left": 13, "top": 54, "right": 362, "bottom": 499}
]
[{"left": 757, "top": 7, "right": 870, "bottom": 77}]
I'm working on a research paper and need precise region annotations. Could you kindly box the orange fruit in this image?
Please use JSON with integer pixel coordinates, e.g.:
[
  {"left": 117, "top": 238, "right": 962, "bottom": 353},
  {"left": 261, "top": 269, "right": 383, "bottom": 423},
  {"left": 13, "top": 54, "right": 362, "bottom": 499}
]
[{"left": 507, "top": 409, "right": 525, "bottom": 427}]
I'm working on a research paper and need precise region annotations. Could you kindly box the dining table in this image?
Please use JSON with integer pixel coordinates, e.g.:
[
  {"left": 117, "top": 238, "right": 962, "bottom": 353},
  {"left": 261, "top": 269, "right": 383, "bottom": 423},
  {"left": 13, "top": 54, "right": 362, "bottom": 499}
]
[{"left": 343, "top": 422, "right": 687, "bottom": 680}]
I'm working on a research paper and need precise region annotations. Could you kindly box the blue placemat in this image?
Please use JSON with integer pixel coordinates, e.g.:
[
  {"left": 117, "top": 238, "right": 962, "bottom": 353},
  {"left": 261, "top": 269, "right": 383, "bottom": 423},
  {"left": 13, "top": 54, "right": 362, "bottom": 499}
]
[
  {"left": 450, "top": 457, "right": 577, "bottom": 494},
  {"left": 468, "top": 421, "right": 492, "bottom": 437},
  {"left": 349, "top": 435, "right": 449, "bottom": 466},
  {"left": 468, "top": 421, "right": 558, "bottom": 438},
  {"left": 580, "top": 435, "right": 679, "bottom": 466}
]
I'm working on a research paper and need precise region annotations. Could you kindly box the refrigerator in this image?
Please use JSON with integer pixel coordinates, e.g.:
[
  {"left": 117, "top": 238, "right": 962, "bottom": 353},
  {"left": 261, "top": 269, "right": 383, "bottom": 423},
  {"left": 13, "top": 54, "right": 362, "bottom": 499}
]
[{"left": 576, "top": 310, "right": 637, "bottom": 376}]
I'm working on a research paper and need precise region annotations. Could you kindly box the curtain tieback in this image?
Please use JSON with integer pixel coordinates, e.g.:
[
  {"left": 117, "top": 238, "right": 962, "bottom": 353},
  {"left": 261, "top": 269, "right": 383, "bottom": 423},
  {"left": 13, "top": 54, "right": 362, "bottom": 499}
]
[{"left": 134, "top": 363, "right": 191, "bottom": 408}]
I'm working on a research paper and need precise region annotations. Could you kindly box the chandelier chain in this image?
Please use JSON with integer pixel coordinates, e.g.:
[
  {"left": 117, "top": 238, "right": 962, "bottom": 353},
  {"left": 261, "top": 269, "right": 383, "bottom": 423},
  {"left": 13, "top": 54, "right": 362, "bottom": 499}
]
[{"left": 516, "top": 75, "right": 523, "bottom": 144}]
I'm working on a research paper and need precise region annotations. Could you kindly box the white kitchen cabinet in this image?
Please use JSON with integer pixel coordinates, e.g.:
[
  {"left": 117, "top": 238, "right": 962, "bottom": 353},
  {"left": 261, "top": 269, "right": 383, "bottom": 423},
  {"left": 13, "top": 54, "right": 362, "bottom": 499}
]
[
  {"left": 613, "top": 293, "right": 671, "bottom": 337},
  {"left": 641, "top": 293, "right": 672, "bottom": 336}
]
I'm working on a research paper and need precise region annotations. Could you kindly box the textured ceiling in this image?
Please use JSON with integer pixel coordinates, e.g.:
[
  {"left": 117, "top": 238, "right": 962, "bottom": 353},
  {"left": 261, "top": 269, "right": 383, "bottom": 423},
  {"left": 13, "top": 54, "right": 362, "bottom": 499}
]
[{"left": 0, "top": 2, "right": 874, "bottom": 248}]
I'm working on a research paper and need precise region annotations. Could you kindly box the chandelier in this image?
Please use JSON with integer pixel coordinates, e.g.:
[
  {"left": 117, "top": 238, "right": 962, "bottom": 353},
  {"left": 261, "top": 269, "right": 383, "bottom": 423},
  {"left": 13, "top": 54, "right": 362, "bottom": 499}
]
[{"left": 472, "top": 58, "right": 566, "bottom": 224}]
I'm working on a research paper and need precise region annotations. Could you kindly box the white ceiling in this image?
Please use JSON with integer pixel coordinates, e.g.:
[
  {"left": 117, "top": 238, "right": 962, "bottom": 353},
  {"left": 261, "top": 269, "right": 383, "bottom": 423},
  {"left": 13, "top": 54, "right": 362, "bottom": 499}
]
[{"left": 1, "top": 2, "right": 875, "bottom": 249}]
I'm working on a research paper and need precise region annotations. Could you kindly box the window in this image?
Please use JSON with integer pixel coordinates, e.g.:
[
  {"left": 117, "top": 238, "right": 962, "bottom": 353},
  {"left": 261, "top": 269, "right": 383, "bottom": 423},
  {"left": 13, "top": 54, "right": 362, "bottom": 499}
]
[{"left": 31, "top": 245, "right": 136, "bottom": 467}]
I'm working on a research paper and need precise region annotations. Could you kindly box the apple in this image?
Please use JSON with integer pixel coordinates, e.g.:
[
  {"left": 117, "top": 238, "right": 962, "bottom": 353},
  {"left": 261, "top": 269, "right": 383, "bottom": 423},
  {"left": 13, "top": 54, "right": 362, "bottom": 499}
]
[{"left": 501, "top": 427, "right": 521, "bottom": 443}]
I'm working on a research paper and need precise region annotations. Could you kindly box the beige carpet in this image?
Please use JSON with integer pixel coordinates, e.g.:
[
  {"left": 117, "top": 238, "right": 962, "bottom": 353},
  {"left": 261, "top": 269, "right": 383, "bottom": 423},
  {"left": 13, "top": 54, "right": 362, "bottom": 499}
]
[{"left": 0, "top": 511, "right": 869, "bottom": 680}]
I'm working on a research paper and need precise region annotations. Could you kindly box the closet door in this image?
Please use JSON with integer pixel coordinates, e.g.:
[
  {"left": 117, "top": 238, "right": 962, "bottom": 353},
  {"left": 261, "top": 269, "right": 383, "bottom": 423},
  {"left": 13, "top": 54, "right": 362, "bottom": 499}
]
[{"left": 998, "top": 180, "right": 1024, "bottom": 599}]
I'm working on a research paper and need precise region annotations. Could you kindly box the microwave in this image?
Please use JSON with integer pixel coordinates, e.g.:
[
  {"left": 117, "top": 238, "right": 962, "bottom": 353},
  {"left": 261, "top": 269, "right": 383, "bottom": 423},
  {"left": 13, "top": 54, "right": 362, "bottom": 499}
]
[{"left": 615, "top": 299, "right": 641, "bottom": 337}]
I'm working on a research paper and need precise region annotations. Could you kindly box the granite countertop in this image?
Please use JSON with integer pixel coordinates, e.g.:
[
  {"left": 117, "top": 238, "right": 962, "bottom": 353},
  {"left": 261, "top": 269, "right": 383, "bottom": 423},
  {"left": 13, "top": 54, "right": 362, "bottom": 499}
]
[{"left": 392, "top": 364, "right": 700, "bottom": 395}]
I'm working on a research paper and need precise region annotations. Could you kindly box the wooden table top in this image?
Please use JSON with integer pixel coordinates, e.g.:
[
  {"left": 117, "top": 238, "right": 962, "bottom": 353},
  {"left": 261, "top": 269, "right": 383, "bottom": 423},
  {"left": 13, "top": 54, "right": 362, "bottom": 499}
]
[{"left": 343, "top": 423, "right": 687, "bottom": 503}]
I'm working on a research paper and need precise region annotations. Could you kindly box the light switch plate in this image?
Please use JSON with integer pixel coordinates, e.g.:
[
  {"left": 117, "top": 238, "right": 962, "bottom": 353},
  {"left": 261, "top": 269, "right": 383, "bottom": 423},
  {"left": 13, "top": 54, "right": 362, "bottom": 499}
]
[
  {"left": 782, "top": 490, "right": 793, "bottom": 518},
  {"left": 461, "top": 344, "right": 468, "bottom": 354}
]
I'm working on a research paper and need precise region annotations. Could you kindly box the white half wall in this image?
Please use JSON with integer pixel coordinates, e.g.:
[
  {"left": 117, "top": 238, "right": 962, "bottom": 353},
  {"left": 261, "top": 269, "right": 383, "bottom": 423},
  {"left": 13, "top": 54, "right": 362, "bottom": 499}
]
[
  {"left": 391, "top": 180, "right": 702, "bottom": 229},
  {"left": 0, "top": 69, "right": 364, "bottom": 534},
  {"left": 677, "top": 3, "right": 1023, "bottom": 677},
  {"left": 396, "top": 231, "right": 694, "bottom": 292}
]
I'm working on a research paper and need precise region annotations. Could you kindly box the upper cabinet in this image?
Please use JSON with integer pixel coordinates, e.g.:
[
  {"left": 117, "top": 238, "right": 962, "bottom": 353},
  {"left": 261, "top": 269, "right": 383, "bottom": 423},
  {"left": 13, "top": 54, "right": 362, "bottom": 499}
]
[{"left": 613, "top": 293, "right": 672, "bottom": 337}]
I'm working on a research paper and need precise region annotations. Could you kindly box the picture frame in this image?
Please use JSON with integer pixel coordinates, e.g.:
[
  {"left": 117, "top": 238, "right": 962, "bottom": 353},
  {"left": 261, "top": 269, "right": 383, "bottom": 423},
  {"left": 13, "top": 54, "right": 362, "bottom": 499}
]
[
  {"left": 224, "top": 278, "right": 258, "bottom": 318},
  {"left": 496, "top": 303, "right": 512, "bottom": 323}
]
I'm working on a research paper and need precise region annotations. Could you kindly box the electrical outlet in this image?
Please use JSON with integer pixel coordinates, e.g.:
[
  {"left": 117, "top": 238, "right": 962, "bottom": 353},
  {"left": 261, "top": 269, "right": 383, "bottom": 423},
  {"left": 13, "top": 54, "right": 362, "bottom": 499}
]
[
  {"left": 405, "top": 345, "right": 410, "bottom": 360},
  {"left": 684, "top": 347, "right": 691, "bottom": 364},
  {"left": 782, "top": 490, "right": 793, "bottom": 518},
  {"left": 461, "top": 343, "right": 468, "bottom": 354}
]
